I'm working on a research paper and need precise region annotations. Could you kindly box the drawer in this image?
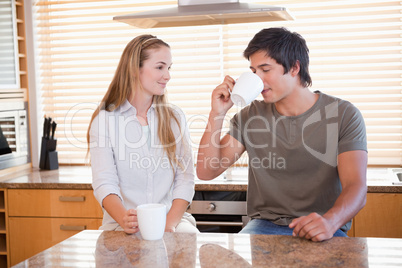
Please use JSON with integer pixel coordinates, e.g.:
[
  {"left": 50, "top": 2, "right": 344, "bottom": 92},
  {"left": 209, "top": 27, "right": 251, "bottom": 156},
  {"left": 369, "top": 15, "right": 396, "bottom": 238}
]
[
  {"left": 8, "top": 189, "right": 103, "bottom": 218},
  {"left": 9, "top": 217, "right": 102, "bottom": 266}
]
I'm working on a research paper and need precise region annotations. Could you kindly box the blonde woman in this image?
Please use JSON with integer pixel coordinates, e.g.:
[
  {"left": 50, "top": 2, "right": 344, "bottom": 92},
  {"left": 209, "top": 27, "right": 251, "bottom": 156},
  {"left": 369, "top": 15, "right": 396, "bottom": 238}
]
[{"left": 87, "top": 35, "right": 198, "bottom": 234}]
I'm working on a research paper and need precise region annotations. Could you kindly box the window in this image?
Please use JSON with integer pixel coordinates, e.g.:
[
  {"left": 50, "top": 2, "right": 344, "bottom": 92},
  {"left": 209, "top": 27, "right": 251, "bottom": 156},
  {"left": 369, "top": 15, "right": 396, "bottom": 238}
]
[
  {"left": 0, "top": 0, "right": 20, "bottom": 90},
  {"left": 33, "top": 0, "right": 402, "bottom": 166}
]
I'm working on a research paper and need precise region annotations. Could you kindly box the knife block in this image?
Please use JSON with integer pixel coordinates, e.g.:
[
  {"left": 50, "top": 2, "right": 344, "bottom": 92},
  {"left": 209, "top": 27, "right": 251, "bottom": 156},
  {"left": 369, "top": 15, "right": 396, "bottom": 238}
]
[{"left": 39, "top": 137, "right": 59, "bottom": 170}]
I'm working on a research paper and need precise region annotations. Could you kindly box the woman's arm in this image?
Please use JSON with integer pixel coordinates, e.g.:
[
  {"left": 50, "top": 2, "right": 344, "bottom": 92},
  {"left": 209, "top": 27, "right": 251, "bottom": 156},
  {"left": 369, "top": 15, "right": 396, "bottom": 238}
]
[
  {"left": 165, "top": 109, "right": 194, "bottom": 232},
  {"left": 165, "top": 198, "right": 190, "bottom": 232},
  {"left": 91, "top": 111, "right": 138, "bottom": 233},
  {"left": 102, "top": 194, "right": 139, "bottom": 234}
]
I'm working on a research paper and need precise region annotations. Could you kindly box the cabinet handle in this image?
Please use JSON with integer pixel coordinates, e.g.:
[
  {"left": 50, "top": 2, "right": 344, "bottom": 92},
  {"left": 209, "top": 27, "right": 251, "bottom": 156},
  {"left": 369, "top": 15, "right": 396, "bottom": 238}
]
[
  {"left": 60, "top": 225, "right": 87, "bottom": 231},
  {"left": 59, "top": 196, "right": 86, "bottom": 202}
]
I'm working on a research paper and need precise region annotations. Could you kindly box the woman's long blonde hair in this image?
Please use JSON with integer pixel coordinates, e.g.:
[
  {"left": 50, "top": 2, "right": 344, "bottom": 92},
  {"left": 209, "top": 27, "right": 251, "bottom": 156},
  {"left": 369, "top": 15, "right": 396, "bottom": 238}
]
[{"left": 86, "top": 35, "right": 182, "bottom": 171}]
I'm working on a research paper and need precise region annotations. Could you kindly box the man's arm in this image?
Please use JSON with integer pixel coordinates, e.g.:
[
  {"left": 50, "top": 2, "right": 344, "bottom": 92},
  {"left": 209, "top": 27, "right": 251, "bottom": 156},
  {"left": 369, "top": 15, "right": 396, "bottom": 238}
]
[
  {"left": 196, "top": 75, "right": 246, "bottom": 180},
  {"left": 289, "top": 150, "right": 367, "bottom": 241},
  {"left": 197, "top": 131, "right": 245, "bottom": 180}
]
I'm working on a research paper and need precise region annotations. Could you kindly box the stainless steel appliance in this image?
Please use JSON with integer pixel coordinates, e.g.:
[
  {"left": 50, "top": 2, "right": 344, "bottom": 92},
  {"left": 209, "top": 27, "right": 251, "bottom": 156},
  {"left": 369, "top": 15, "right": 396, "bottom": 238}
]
[
  {"left": 188, "top": 191, "right": 247, "bottom": 233},
  {"left": 188, "top": 168, "right": 249, "bottom": 233},
  {"left": 114, "top": 0, "right": 294, "bottom": 29},
  {"left": 0, "top": 102, "right": 30, "bottom": 169}
]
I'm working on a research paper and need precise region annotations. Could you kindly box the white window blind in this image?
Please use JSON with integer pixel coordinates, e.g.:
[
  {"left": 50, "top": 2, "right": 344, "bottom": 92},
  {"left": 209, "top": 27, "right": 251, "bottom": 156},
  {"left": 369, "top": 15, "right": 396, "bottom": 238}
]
[
  {"left": 33, "top": 0, "right": 402, "bottom": 166},
  {"left": 0, "top": 0, "right": 20, "bottom": 89}
]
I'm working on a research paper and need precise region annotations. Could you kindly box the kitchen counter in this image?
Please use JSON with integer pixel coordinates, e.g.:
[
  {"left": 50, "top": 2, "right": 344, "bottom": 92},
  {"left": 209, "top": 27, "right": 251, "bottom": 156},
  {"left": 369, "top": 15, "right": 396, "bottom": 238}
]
[
  {"left": 0, "top": 165, "right": 401, "bottom": 193},
  {"left": 12, "top": 230, "right": 402, "bottom": 267}
]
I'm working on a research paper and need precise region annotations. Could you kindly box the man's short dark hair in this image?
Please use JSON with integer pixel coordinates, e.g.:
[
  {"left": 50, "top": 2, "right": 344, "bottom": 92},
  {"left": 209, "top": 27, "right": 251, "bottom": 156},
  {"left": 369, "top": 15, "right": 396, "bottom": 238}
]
[{"left": 243, "top": 27, "right": 312, "bottom": 88}]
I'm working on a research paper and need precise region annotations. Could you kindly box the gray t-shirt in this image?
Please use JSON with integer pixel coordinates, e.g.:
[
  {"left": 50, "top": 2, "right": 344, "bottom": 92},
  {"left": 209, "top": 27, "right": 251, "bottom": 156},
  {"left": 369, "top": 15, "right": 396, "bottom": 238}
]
[{"left": 229, "top": 91, "right": 367, "bottom": 231}]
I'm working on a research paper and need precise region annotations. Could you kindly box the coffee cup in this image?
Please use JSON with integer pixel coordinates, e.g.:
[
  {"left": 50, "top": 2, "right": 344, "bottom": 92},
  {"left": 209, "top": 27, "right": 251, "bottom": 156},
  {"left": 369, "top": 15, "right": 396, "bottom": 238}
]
[
  {"left": 137, "top": 203, "right": 166, "bottom": 240},
  {"left": 230, "top": 72, "right": 263, "bottom": 107}
]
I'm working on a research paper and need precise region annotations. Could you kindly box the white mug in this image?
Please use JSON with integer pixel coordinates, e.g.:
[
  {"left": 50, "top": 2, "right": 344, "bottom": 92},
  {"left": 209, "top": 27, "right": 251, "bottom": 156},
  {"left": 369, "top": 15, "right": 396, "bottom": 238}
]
[
  {"left": 137, "top": 203, "right": 166, "bottom": 240},
  {"left": 230, "top": 72, "right": 263, "bottom": 107}
]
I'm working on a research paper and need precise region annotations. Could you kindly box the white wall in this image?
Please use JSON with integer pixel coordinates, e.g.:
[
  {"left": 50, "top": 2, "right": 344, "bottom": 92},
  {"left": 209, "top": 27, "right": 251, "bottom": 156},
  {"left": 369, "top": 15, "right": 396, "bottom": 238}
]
[{"left": 25, "top": 0, "right": 41, "bottom": 168}]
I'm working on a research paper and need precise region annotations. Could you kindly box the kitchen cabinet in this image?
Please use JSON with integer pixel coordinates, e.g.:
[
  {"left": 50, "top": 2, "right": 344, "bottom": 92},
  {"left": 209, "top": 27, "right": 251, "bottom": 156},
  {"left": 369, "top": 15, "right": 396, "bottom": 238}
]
[
  {"left": 352, "top": 193, "right": 402, "bottom": 238},
  {"left": 0, "top": 190, "right": 8, "bottom": 268},
  {"left": 0, "top": 166, "right": 400, "bottom": 266},
  {"left": 7, "top": 189, "right": 102, "bottom": 266}
]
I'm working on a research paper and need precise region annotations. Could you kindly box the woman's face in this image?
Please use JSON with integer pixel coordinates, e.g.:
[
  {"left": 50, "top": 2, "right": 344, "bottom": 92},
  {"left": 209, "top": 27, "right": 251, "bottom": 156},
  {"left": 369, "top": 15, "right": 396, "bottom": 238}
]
[{"left": 139, "top": 46, "right": 172, "bottom": 97}]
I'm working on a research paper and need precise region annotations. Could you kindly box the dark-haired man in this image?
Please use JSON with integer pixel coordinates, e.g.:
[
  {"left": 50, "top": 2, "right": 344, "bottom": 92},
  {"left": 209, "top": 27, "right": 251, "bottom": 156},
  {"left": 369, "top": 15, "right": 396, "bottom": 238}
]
[{"left": 197, "top": 27, "right": 367, "bottom": 242}]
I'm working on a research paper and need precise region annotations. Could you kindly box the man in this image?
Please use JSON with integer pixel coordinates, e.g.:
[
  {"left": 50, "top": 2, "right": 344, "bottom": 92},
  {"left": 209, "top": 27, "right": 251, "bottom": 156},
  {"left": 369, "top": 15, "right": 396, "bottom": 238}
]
[{"left": 196, "top": 27, "right": 367, "bottom": 242}]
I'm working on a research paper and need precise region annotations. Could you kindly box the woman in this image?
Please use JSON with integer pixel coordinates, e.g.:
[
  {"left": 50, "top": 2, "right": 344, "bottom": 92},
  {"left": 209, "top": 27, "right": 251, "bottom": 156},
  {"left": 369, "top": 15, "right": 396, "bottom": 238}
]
[{"left": 87, "top": 35, "right": 198, "bottom": 234}]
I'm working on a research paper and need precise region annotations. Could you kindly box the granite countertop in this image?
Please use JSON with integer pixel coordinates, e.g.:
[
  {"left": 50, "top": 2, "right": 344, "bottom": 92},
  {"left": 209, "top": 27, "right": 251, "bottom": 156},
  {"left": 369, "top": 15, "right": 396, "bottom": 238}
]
[
  {"left": 0, "top": 165, "right": 401, "bottom": 193},
  {"left": 13, "top": 230, "right": 402, "bottom": 267}
]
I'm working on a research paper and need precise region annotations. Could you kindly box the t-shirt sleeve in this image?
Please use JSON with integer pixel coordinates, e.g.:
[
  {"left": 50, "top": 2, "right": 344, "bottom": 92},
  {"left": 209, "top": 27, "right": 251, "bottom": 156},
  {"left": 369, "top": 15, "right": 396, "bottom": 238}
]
[
  {"left": 228, "top": 112, "right": 245, "bottom": 146},
  {"left": 338, "top": 103, "right": 367, "bottom": 154}
]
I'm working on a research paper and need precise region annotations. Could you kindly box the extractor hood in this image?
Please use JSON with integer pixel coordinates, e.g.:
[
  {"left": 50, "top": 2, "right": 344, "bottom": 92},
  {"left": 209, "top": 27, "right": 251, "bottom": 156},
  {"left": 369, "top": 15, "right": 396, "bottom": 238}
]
[{"left": 113, "top": 0, "right": 294, "bottom": 28}]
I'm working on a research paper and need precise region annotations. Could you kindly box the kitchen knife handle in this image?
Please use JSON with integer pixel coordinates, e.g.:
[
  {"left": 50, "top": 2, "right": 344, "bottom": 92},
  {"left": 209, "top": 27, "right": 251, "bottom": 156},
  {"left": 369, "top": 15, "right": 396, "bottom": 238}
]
[
  {"left": 51, "top": 121, "right": 57, "bottom": 139},
  {"left": 43, "top": 116, "right": 47, "bottom": 138},
  {"left": 47, "top": 117, "right": 52, "bottom": 139},
  {"left": 43, "top": 117, "right": 49, "bottom": 138}
]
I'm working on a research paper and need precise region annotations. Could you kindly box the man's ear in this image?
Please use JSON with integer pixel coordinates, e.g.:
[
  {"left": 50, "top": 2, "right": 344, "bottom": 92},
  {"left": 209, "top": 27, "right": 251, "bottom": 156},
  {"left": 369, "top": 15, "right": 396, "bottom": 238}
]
[{"left": 290, "top": 60, "right": 301, "bottom": 77}]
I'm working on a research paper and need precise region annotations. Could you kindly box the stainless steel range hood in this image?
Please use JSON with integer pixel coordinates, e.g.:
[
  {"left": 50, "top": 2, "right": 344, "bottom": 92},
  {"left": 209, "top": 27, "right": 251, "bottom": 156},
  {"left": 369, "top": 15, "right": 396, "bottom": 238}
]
[{"left": 113, "top": 0, "right": 294, "bottom": 28}]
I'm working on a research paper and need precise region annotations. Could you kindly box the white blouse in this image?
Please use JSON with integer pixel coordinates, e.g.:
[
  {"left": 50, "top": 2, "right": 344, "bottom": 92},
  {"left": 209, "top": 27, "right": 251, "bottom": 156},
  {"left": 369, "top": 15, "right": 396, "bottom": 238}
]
[{"left": 89, "top": 100, "right": 195, "bottom": 230}]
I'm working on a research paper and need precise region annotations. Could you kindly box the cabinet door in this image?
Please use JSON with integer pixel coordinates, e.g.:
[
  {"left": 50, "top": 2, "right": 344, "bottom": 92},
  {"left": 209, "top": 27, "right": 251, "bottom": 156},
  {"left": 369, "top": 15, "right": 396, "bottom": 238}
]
[
  {"left": 8, "top": 189, "right": 103, "bottom": 218},
  {"left": 354, "top": 193, "right": 402, "bottom": 238},
  {"left": 9, "top": 217, "right": 102, "bottom": 266}
]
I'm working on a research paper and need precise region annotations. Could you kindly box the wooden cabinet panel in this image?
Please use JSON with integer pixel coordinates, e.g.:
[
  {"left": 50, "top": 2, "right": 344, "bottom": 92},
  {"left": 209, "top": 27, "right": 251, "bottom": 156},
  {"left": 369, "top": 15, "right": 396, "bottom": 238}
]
[
  {"left": 8, "top": 189, "right": 104, "bottom": 266},
  {"left": 354, "top": 193, "right": 402, "bottom": 238},
  {"left": 8, "top": 189, "right": 102, "bottom": 218},
  {"left": 9, "top": 217, "right": 102, "bottom": 266},
  {"left": 0, "top": 189, "right": 8, "bottom": 267},
  {"left": 347, "top": 221, "right": 355, "bottom": 237}
]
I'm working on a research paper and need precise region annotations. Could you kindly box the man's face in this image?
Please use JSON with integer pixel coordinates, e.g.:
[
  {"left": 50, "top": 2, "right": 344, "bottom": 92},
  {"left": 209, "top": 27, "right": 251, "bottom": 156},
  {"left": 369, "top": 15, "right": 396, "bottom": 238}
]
[{"left": 249, "top": 50, "right": 297, "bottom": 104}]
